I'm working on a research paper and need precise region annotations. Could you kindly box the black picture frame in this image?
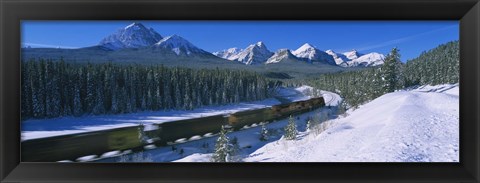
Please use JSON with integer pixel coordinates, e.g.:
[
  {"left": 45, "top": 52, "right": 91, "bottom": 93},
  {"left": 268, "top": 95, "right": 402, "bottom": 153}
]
[{"left": 1, "top": 0, "right": 479, "bottom": 182}]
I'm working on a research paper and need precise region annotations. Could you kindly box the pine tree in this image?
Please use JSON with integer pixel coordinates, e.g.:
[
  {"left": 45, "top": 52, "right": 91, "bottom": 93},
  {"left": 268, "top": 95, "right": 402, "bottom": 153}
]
[
  {"left": 260, "top": 123, "right": 269, "bottom": 141},
  {"left": 284, "top": 115, "right": 298, "bottom": 140},
  {"left": 381, "top": 47, "right": 403, "bottom": 93},
  {"left": 212, "top": 125, "right": 231, "bottom": 162},
  {"left": 73, "top": 82, "right": 83, "bottom": 117}
]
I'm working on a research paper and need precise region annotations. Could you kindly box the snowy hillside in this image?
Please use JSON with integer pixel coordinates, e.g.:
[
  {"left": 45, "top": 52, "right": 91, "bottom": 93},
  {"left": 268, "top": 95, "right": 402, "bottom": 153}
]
[
  {"left": 245, "top": 84, "right": 459, "bottom": 162},
  {"left": 153, "top": 35, "right": 211, "bottom": 56},
  {"left": 99, "top": 23, "right": 163, "bottom": 50}
]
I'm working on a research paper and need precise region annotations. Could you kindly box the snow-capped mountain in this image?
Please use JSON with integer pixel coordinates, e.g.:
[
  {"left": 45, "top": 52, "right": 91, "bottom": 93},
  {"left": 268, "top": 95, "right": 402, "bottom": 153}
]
[
  {"left": 152, "top": 35, "right": 211, "bottom": 56},
  {"left": 325, "top": 49, "right": 349, "bottom": 66},
  {"left": 343, "top": 49, "right": 363, "bottom": 60},
  {"left": 348, "top": 52, "right": 385, "bottom": 67},
  {"left": 231, "top": 42, "right": 274, "bottom": 65},
  {"left": 265, "top": 49, "right": 298, "bottom": 64},
  {"left": 292, "top": 43, "right": 336, "bottom": 65},
  {"left": 99, "top": 23, "right": 163, "bottom": 50},
  {"left": 213, "top": 48, "right": 243, "bottom": 60},
  {"left": 326, "top": 49, "right": 385, "bottom": 67}
]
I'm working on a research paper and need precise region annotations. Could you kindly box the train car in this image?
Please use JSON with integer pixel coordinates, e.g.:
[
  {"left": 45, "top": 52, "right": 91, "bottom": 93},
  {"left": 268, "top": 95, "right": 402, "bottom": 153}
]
[
  {"left": 158, "top": 114, "right": 226, "bottom": 144},
  {"left": 226, "top": 108, "right": 275, "bottom": 129},
  {"left": 227, "top": 97, "right": 325, "bottom": 129},
  {"left": 22, "top": 126, "right": 143, "bottom": 162}
]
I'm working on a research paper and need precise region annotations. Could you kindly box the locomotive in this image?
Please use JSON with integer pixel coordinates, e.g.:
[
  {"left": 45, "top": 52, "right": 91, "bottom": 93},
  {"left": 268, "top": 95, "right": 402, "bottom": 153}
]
[{"left": 21, "top": 97, "right": 325, "bottom": 162}]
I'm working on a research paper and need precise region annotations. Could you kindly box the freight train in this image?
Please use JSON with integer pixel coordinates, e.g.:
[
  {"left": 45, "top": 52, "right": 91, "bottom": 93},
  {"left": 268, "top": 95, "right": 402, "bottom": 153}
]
[{"left": 21, "top": 97, "right": 325, "bottom": 162}]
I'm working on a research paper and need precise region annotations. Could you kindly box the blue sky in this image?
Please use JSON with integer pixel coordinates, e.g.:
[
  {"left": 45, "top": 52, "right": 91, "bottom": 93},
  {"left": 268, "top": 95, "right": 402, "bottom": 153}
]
[{"left": 22, "top": 21, "right": 458, "bottom": 61}]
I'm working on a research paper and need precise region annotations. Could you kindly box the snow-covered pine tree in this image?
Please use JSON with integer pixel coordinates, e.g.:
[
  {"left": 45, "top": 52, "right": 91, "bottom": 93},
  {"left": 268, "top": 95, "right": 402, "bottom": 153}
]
[
  {"left": 380, "top": 47, "right": 403, "bottom": 93},
  {"left": 284, "top": 115, "right": 298, "bottom": 140},
  {"left": 212, "top": 125, "right": 231, "bottom": 162},
  {"left": 260, "top": 123, "right": 269, "bottom": 141}
]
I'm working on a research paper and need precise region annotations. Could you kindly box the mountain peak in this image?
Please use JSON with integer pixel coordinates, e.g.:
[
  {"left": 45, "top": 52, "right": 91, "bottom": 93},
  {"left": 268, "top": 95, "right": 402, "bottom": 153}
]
[
  {"left": 231, "top": 41, "right": 273, "bottom": 65},
  {"left": 343, "top": 49, "right": 363, "bottom": 60},
  {"left": 297, "top": 43, "right": 315, "bottom": 51},
  {"left": 124, "top": 22, "right": 146, "bottom": 30},
  {"left": 256, "top": 41, "right": 266, "bottom": 47},
  {"left": 99, "top": 22, "right": 163, "bottom": 50},
  {"left": 154, "top": 34, "right": 207, "bottom": 56},
  {"left": 161, "top": 34, "right": 185, "bottom": 42},
  {"left": 302, "top": 43, "right": 315, "bottom": 47},
  {"left": 292, "top": 43, "right": 336, "bottom": 65},
  {"left": 213, "top": 47, "right": 243, "bottom": 60},
  {"left": 348, "top": 52, "right": 385, "bottom": 67},
  {"left": 266, "top": 49, "right": 296, "bottom": 64}
]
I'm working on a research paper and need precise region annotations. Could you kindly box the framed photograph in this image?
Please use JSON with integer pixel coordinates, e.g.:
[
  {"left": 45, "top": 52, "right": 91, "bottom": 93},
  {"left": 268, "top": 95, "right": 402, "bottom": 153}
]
[{"left": 1, "top": 0, "right": 479, "bottom": 182}]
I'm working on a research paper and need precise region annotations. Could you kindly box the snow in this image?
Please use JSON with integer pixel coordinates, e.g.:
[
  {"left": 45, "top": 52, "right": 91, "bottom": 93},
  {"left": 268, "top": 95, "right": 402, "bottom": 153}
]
[
  {"left": 275, "top": 85, "right": 340, "bottom": 105},
  {"left": 326, "top": 49, "right": 349, "bottom": 66},
  {"left": 99, "top": 22, "right": 163, "bottom": 50},
  {"left": 214, "top": 43, "right": 385, "bottom": 67},
  {"left": 265, "top": 49, "right": 292, "bottom": 64},
  {"left": 348, "top": 52, "right": 385, "bottom": 67},
  {"left": 229, "top": 41, "right": 273, "bottom": 65},
  {"left": 291, "top": 43, "right": 318, "bottom": 61},
  {"left": 291, "top": 43, "right": 335, "bottom": 65},
  {"left": 76, "top": 155, "right": 97, "bottom": 162},
  {"left": 244, "top": 84, "right": 459, "bottom": 162},
  {"left": 153, "top": 35, "right": 204, "bottom": 55},
  {"left": 172, "top": 48, "right": 181, "bottom": 55},
  {"left": 213, "top": 47, "right": 242, "bottom": 60},
  {"left": 343, "top": 49, "right": 363, "bottom": 60},
  {"left": 101, "top": 151, "right": 121, "bottom": 158},
  {"left": 174, "top": 153, "right": 212, "bottom": 162}
]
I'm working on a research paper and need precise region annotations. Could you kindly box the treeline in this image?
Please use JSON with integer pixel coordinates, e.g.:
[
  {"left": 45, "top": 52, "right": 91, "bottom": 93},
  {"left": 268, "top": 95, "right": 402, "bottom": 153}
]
[
  {"left": 403, "top": 41, "right": 459, "bottom": 86},
  {"left": 22, "top": 60, "right": 275, "bottom": 119},
  {"left": 305, "top": 41, "right": 459, "bottom": 108}
]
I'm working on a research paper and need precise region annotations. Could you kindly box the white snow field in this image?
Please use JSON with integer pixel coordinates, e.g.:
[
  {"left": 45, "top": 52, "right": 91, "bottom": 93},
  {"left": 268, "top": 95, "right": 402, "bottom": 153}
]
[
  {"left": 244, "top": 84, "right": 459, "bottom": 162},
  {"left": 21, "top": 86, "right": 326, "bottom": 141}
]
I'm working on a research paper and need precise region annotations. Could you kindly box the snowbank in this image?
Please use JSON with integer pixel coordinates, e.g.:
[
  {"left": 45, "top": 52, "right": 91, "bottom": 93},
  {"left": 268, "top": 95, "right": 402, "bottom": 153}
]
[{"left": 244, "top": 84, "right": 459, "bottom": 162}]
